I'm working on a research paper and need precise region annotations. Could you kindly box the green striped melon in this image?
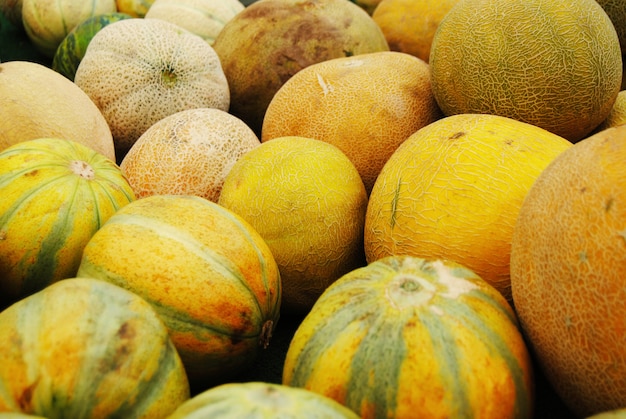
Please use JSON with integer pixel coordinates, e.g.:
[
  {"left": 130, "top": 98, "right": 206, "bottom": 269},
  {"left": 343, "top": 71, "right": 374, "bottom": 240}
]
[
  {"left": 52, "top": 12, "right": 132, "bottom": 81},
  {"left": 168, "top": 382, "right": 360, "bottom": 418},
  {"left": 283, "top": 255, "right": 534, "bottom": 418},
  {"left": 0, "top": 277, "right": 190, "bottom": 417},
  {"left": 76, "top": 194, "right": 281, "bottom": 387},
  {"left": 0, "top": 138, "right": 135, "bottom": 309}
]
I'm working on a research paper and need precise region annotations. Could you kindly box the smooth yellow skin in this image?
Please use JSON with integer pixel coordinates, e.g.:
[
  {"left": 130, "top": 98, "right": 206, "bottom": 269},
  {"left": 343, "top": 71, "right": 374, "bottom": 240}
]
[
  {"left": 115, "top": 0, "right": 154, "bottom": 17},
  {"left": 218, "top": 136, "right": 368, "bottom": 314},
  {"left": 365, "top": 113, "right": 572, "bottom": 301}
]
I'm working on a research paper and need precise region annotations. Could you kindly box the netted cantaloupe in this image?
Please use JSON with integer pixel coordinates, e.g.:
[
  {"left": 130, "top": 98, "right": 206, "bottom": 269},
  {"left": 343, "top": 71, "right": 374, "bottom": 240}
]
[
  {"left": 510, "top": 124, "right": 626, "bottom": 417},
  {"left": 429, "top": 0, "right": 622, "bottom": 142},
  {"left": 120, "top": 108, "right": 260, "bottom": 202},
  {"left": 74, "top": 18, "right": 230, "bottom": 159}
]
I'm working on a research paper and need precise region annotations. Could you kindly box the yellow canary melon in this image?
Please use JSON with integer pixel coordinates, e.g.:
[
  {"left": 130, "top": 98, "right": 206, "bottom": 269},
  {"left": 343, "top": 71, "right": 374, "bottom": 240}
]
[
  {"left": 349, "top": 0, "right": 381, "bottom": 15},
  {"left": 212, "top": 0, "right": 389, "bottom": 135},
  {"left": 261, "top": 51, "right": 442, "bottom": 194},
  {"left": 218, "top": 136, "right": 368, "bottom": 315},
  {"left": 74, "top": 18, "right": 230, "bottom": 159},
  {"left": 144, "top": 0, "right": 244, "bottom": 45},
  {"left": 510, "top": 124, "right": 626, "bottom": 417},
  {"left": 364, "top": 113, "right": 572, "bottom": 302},
  {"left": 429, "top": 0, "right": 622, "bottom": 142},
  {"left": 372, "top": 0, "right": 459, "bottom": 62},
  {"left": 115, "top": 0, "right": 154, "bottom": 17},
  {"left": 120, "top": 108, "right": 260, "bottom": 202},
  {"left": 21, "top": 0, "right": 117, "bottom": 57},
  {"left": 0, "top": 61, "right": 115, "bottom": 161}
]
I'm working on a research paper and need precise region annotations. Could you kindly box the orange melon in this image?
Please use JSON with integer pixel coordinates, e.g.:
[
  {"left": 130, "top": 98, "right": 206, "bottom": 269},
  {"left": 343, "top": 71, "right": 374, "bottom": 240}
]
[
  {"left": 120, "top": 108, "right": 260, "bottom": 202},
  {"left": 510, "top": 124, "right": 626, "bottom": 416},
  {"left": 429, "top": 0, "right": 622, "bottom": 142},
  {"left": 212, "top": 0, "right": 389, "bottom": 135},
  {"left": 261, "top": 51, "right": 442, "bottom": 194}
]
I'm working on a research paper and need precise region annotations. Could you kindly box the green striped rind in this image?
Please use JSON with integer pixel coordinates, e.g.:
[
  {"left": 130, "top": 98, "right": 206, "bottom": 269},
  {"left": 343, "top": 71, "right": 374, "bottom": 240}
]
[
  {"left": 0, "top": 139, "right": 135, "bottom": 305},
  {"left": 76, "top": 195, "right": 281, "bottom": 381},
  {"left": 0, "top": 278, "right": 189, "bottom": 417},
  {"left": 283, "top": 256, "right": 533, "bottom": 418},
  {"left": 168, "top": 382, "right": 359, "bottom": 419},
  {"left": 52, "top": 13, "right": 133, "bottom": 80}
]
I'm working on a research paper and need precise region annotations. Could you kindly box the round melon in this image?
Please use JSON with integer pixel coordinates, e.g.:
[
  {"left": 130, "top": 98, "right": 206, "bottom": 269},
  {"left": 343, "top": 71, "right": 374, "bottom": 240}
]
[
  {"left": 168, "top": 382, "right": 360, "bottom": 418},
  {"left": 429, "top": 0, "right": 622, "bottom": 142},
  {"left": 74, "top": 17, "right": 230, "bottom": 158},
  {"left": 144, "top": 0, "right": 244, "bottom": 45},
  {"left": 21, "top": 0, "right": 117, "bottom": 57},
  {"left": 510, "top": 124, "right": 626, "bottom": 416},
  {"left": 283, "top": 255, "right": 534, "bottom": 418},
  {"left": 52, "top": 12, "right": 133, "bottom": 81},
  {"left": 0, "top": 277, "right": 190, "bottom": 417},
  {"left": 0, "top": 138, "right": 135, "bottom": 308},
  {"left": 115, "top": 0, "right": 155, "bottom": 17},
  {"left": 76, "top": 194, "right": 281, "bottom": 386},
  {"left": 364, "top": 113, "right": 572, "bottom": 301},
  {"left": 0, "top": 61, "right": 115, "bottom": 161},
  {"left": 212, "top": 0, "right": 389, "bottom": 135},
  {"left": 261, "top": 51, "right": 443, "bottom": 194}
]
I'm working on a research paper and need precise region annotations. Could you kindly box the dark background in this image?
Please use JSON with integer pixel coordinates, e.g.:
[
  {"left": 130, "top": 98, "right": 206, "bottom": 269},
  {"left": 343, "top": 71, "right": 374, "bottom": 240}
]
[{"left": 0, "top": 9, "right": 576, "bottom": 419}]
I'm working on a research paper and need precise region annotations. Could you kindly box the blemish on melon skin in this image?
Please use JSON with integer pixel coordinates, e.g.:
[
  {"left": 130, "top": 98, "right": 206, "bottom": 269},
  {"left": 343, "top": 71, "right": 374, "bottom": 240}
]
[{"left": 449, "top": 132, "right": 465, "bottom": 140}]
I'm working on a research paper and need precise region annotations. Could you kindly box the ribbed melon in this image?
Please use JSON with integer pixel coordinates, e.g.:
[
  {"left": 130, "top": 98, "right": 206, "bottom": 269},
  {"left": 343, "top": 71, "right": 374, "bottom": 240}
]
[
  {"left": 168, "top": 382, "right": 360, "bottom": 418},
  {"left": 0, "top": 277, "right": 190, "bottom": 417},
  {"left": 0, "top": 138, "right": 135, "bottom": 308},
  {"left": 76, "top": 194, "right": 281, "bottom": 386},
  {"left": 283, "top": 255, "right": 534, "bottom": 418}
]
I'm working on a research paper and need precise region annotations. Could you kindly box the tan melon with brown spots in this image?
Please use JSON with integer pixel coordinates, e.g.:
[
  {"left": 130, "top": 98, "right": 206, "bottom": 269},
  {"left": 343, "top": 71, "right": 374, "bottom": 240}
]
[
  {"left": 74, "top": 18, "right": 230, "bottom": 159},
  {"left": 510, "top": 124, "right": 626, "bottom": 417},
  {"left": 262, "top": 51, "right": 442, "bottom": 194},
  {"left": 120, "top": 108, "right": 260, "bottom": 202}
]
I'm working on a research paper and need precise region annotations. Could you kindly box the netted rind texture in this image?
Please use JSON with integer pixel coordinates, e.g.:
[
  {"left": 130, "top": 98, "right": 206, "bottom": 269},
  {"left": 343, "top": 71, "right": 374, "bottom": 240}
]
[{"left": 74, "top": 18, "right": 230, "bottom": 156}]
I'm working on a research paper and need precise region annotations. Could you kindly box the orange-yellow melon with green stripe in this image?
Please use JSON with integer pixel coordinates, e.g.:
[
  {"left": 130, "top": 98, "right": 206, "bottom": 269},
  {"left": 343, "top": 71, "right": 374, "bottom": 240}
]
[
  {"left": 0, "top": 138, "right": 135, "bottom": 308},
  {"left": 0, "top": 277, "right": 190, "bottom": 417},
  {"left": 283, "top": 255, "right": 534, "bottom": 418},
  {"left": 76, "top": 194, "right": 281, "bottom": 386}
]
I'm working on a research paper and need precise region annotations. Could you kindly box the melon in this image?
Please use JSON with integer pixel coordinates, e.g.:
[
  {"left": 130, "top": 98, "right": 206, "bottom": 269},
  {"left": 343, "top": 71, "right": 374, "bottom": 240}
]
[
  {"left": 283, "top": 255, "right": 534, "bottom": 418},
  {"left": 429, "top": 0, "right": 622, "bottom": 142},
  {"left": 0, "top": 61, "right": 116, "bottom": 161},
  {"left": 76, "top": 194, "right": 281, "bottom": 386},
  {"left": 52, "top": 12, "right": 133, "bottom": 81},
  {"left": 0, "top": 138, "right": 135, "bottom": 308},
  {"left": 21, "top": 0, "right": 117, "bottom": 57},
  {"left": 168, "top": 382, "right": 360, "bottom": 418},
  {"left": 0, "top": 277, "right": 190, "bottom": 417},
  {"left": 510, "top": 124, "right": 626, "bottom": 416}
]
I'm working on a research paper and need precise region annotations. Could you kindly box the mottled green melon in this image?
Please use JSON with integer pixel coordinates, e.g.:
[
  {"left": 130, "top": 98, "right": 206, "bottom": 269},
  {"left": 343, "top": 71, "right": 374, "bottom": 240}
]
[{"left": 52, "top": 12, "right": 132, "bottom": 80}]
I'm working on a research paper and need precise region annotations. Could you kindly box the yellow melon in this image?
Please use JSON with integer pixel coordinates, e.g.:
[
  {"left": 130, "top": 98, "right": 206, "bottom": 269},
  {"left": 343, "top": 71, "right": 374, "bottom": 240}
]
[
  {"left": 372, "top": 0, "right": 459, "bottom": 62},
  {"left": 0, "top": 61, "right": 115, "bottom": 162},
  {"left": 212, "top": 0, "right": 389, "bottom": 135},
  {"left": 74, "top": 18, "right": 230, "bottom": 159},
  {"left": 218, "top": 136, "right": 368, "bottom": 314},
  {"left": 115, "top": 0, "right": 154, "bottom": 17},
  {"left": 144, "top": 0, "right": 244, "bottom": 45},
  {"left": 364, "top": 113, "right": 572, "bottom": 301},
  {"left": 596, "top": 0, "right": 626, "bottom": 89},
  {"left": 262, "top": 51, "right": 442, "bottom": 194},
  {"left": 120, "top": 108, "right": 260, "bottom": 202},
  {"left": 510, "top": 124, "right": 626, "bottom": 417},
  {"left": 429, "top": 0, "right": 622, "bottom": 142},
  {"left": 21, "top": 0, "right": 117, "bottom": 57}
]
